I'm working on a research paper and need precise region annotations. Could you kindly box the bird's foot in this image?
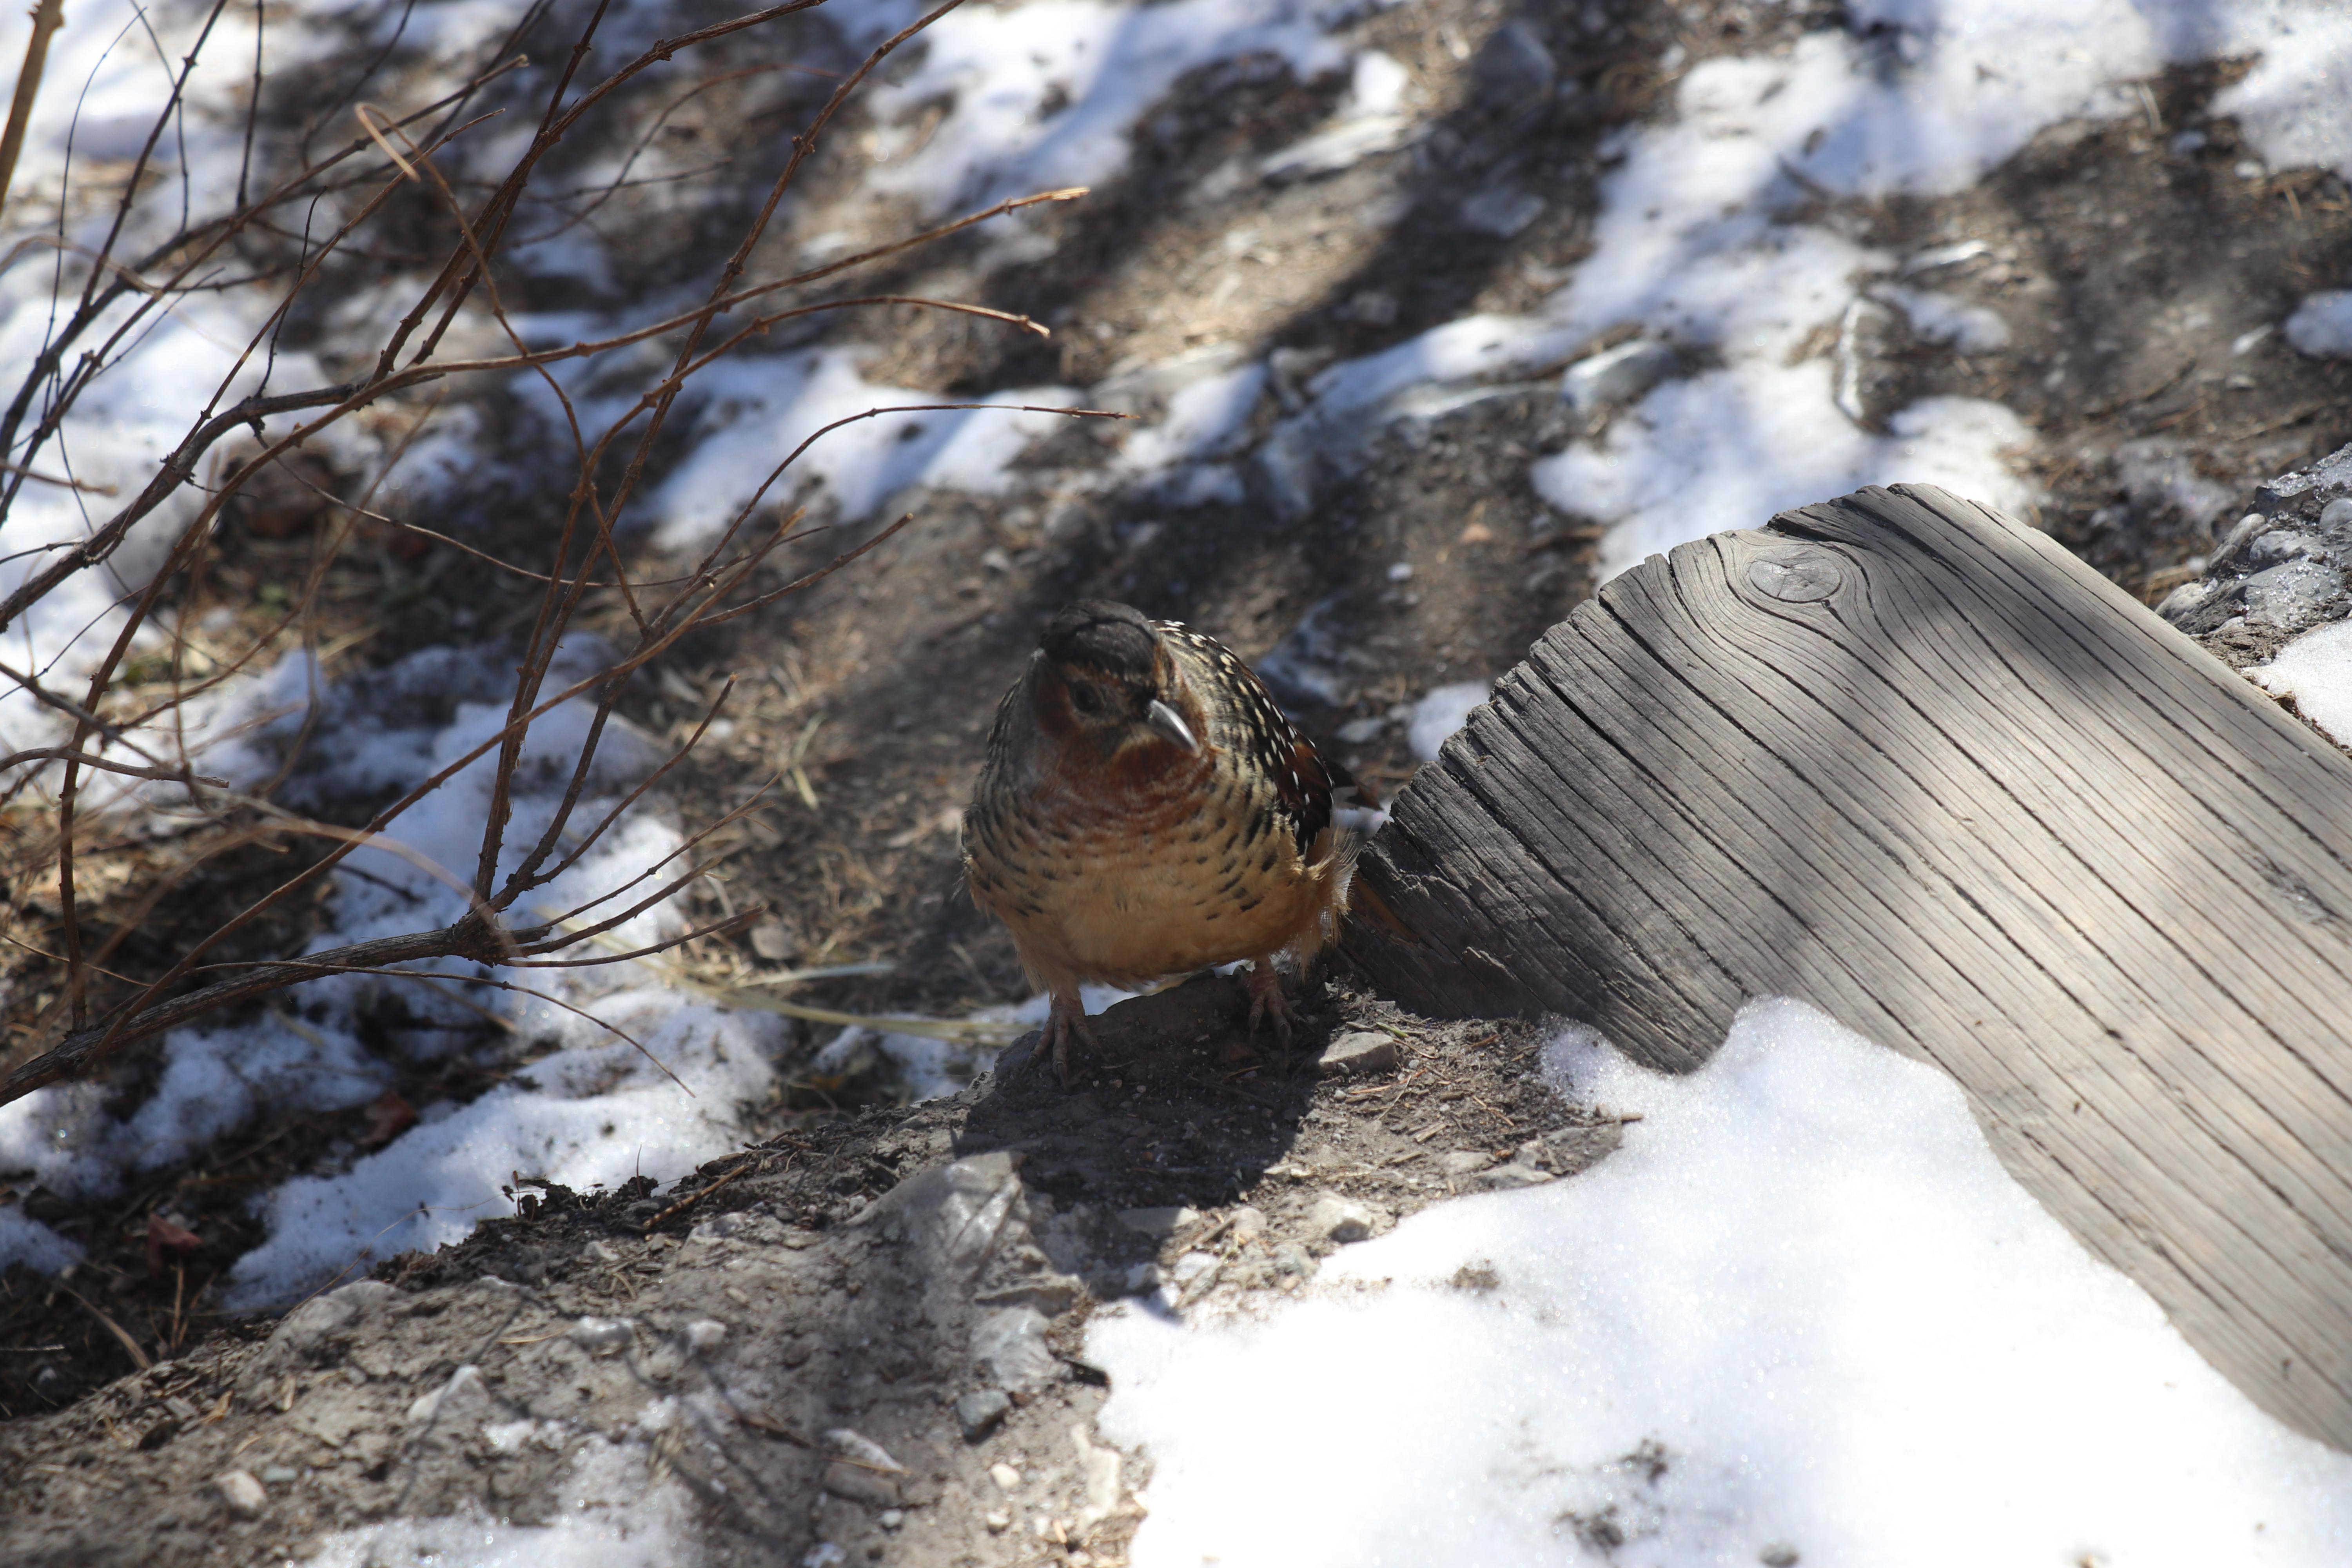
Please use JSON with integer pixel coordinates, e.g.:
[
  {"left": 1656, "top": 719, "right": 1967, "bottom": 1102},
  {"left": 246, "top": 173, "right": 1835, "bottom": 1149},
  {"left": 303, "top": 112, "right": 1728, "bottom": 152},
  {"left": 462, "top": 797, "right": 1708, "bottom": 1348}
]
[
  {"left": 1037, "top": 992, "right": 1100, "bottom": 1088},
  {"left": 1244, "top": 958, "right": 1297, "bottom": 1073}
]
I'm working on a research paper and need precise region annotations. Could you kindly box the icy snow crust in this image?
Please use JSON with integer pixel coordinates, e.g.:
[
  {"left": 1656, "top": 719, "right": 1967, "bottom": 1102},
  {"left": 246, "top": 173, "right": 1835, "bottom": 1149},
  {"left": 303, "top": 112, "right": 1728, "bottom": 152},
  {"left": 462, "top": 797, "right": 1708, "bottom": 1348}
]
[
  {"left": 1091, "top": 1000, "right": 2352, "bottom": 1567},
  {"left": 0, "top": 0, "right": 2349, "bottom": 1548},
  {"left": 2254, "top": 620, "right": 2352, "bottom": 746}
]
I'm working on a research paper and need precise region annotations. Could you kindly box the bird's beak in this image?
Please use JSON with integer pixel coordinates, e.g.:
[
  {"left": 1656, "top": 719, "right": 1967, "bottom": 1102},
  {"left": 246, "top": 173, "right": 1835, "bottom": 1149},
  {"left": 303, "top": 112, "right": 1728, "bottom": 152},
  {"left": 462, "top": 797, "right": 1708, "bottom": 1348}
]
[{"left": 1146, "top": 698, "right": 1199, "bottom": 752}]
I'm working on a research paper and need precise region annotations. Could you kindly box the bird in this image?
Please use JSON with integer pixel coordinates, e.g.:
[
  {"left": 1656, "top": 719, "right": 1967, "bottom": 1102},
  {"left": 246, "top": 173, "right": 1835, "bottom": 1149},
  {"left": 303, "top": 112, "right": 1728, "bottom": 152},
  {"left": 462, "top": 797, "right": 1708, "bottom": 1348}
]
[{"left": 962, "top": 599, "right": 1359, "bottom": 1085}]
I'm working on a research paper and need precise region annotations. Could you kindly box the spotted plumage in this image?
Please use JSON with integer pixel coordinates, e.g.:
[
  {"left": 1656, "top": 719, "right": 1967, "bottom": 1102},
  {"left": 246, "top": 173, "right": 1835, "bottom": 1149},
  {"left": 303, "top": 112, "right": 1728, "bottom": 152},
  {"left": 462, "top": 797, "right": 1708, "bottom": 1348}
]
[{"left": 962, "top": 601, "right": 1358, "bottom": 1083}]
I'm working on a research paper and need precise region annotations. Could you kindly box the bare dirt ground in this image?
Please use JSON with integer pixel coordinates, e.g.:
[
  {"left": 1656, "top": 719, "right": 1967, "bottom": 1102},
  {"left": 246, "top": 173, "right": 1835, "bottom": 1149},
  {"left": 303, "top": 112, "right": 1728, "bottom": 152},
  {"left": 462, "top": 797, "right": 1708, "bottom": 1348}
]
[
  {"left": 2, "top": 0, "right": 2350, "bottom": 1558},
  {"left": 2, "top": 977, "right": 1616, "bottom": 1565}
]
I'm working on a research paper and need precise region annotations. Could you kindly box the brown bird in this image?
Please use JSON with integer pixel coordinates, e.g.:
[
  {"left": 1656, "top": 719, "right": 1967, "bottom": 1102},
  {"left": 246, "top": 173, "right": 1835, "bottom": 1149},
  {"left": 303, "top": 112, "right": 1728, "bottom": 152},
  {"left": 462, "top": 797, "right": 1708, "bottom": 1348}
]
[{"left": 963, "top": 600, "right": 1358, "bottom": 1084}]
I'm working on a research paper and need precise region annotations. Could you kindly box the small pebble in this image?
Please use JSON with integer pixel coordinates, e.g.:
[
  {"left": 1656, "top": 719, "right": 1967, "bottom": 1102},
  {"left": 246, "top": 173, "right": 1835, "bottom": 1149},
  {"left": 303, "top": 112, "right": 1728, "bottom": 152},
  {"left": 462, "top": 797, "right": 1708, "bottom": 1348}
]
[
  {"left": 1441, "top": 1149, "right": 1494, "bottom": 1176},
  {"left": 954, "top": 1388, "right": 1013, "bottom": 1442},
  {"left": 570, "top": 1316, "right": 632, "bottom": 1354},
  {"left": 1170, "top": 1251, "right": 1218, "bottom": 1283},
  {"left": 985, "top": 1510, "right": 1013, "bottom": 1534},
  {"left": 878, "top": 1509, "right": 904, "bottom": 1531},
  {"left": 1307, "top": 1194, "right": 1381, "bottom": 1244},
  {"left": 214, "top": 1469, "right": 267, "bottom": 1519},
  {"left": 259, "top": 1466, "right": 298, "bottom": 1485},
  {"left": 1316, "top": 1030, "right": 1400, "bottom": 1077},
  {"left": 989, "top": 1462, "right": 1024, "bottom": 1492}
]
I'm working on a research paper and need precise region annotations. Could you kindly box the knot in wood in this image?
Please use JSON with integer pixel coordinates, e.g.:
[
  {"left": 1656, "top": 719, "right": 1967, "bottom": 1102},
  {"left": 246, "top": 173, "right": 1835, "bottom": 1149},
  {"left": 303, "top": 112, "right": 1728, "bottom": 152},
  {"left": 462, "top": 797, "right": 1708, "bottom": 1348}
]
[{"left": 1746, "top": 546, "right": 1844, "bottom": 604}]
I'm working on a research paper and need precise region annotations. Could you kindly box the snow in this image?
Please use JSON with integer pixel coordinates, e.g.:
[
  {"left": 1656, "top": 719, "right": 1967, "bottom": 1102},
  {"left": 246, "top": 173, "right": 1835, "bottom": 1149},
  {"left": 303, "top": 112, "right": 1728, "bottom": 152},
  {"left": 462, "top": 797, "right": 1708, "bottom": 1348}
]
[
  {"left": 860, "top": 0, "right": 1342, "bottom": 212},
  {"left": 2285, "top": 291, "right": 2352, "bottom": 358},
  {"left": 0, "top": 1204, "right": 79, "bottom": 1274},
  {"left": 1089, "top": 999, "right": 2352, "bottom": 1567},
  {"left": 2252, "top": 621, "right": 2352, "bottom": 748},
  {"left": 1872, "top": 283, "right": 2011, "bottom": 354},
  {"left": 1405, "top": 681, "right": 1489, "bottom": 763},
  {"left": 305, "top": 1423, "right": 701, "bottom": 1567},
  {"left": 645, "top": 348, "right": 1082, "bottom": 550}
]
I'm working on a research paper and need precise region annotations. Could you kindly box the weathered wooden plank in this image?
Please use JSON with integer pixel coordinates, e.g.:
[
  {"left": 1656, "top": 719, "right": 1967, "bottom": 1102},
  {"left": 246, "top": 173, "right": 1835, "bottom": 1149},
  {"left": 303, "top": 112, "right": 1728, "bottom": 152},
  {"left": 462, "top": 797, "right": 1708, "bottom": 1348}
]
[{"left": 1342, "top": 483, "right": 2352, "bottom": 1448}]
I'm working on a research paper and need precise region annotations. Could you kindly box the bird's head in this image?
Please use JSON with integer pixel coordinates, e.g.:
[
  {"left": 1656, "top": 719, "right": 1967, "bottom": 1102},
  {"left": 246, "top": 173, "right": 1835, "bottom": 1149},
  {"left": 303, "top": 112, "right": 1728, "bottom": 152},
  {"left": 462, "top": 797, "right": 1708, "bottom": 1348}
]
[{"left": 1033, "top": 599, "right": 1200, "bottom": 757}]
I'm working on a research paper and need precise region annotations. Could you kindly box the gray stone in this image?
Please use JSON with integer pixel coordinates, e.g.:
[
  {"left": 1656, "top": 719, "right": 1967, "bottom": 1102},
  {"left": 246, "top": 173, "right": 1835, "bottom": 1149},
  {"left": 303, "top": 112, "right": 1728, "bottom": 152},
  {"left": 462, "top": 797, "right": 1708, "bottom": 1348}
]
[
  {"left": 251, "top": 1279, "right": 397, "bottom": 1375},
  {"left": 213, "top": 1469, "right": 267, "bottom": 1519},
  {"left": 405, "top": 1364, "right": 494, "bottom": 1427},
  {"left": 971, "top": 1305, "right": 1059, "bottom": 1391},
  {"left": 954, "top": 1388, "right": 1013, "bottom": 1442},
  {"left": 1545, "top": 1121, "right": 1628, "bottom": 1177},
  {"left": 2244, "top": 557, "right": 2343, "bottom": 630},
  {"left": 1316, "top": 1029, "right": 1400, "bottom": 1077},
  {"left": 2156, "top": 577, "right": 2216, "bottom": 621},
  {"left": 1307, "top": 1194, "right": 1381, "bottom": 1243},
  {"left": 1561, "top": 338, "right": 1681, "bottom": 415},
  {"left": 973, "top": 1270, "right": 1083, "bottom": 1316},
  {"left": 855, "top": 1151, "right": 1027, "bottom": 1283},
  {"left": 1475, "top": 1160, "right": 1555, "bottom": 1191},
  {"left": 2162, "top": 444, "right": 2352, "bottom": 644},
  {"left": 820, "top": 1461, "right": 901, "bottom": 1506},
  {"left": 1440, "top": 1149, "right": 1494, "bottom": 1176},
  {"left": 1116, "top": 1205, "right": 1198, "bottom": 1236},
  {"left": 1474, "top": 20, "right": 1556, "bottom": 111},
  {"left": 568, "top": 1316, "right": 632, "bottom": 1355},
  {"left": 1461, "top": 187, "right": 1546, "bottom": 238}
]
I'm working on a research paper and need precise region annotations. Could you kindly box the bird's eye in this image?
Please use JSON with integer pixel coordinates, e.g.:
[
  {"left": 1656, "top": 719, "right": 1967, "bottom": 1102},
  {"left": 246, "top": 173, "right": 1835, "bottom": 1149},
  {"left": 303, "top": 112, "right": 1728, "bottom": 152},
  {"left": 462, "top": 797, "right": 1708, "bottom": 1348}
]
[{"left": 1069, "top": 684, "right": 1105, "bottom": 718}]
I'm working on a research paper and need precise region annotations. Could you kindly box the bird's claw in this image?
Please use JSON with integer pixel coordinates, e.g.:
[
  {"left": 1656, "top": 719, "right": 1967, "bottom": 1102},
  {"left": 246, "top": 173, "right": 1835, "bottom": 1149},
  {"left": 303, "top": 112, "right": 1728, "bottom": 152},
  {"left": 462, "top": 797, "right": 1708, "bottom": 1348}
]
[
  {"left": 1036, "top": 993, "right": 1100, "bottom": 1088},
  {"left": 1244, "top": 959, "right": 1297, "bottom": 1074}
]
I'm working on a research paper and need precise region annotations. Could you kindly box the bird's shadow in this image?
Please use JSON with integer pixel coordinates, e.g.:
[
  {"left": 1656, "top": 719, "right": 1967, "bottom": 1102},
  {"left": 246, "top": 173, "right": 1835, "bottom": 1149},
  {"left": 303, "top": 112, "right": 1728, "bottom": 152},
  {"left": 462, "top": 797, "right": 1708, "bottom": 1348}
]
[{"left": 950, "top": 971, "right": 1336, "bottom": 1276}]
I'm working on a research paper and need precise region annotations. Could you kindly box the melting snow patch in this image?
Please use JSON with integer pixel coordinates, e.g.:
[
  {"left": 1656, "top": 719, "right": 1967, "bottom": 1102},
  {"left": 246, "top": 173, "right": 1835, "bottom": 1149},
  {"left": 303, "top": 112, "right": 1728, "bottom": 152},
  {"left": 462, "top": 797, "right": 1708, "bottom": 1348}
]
[
  {"left": 644, "top": 348, "right": 1080, "bottom": 549},
  {"left": 1088, "top": 998, "right": 2352, "bottom": 1567},
  {"left": 2285, "top": 291, "right": 2352, "bottom": 358},
  {"left": 1536, "top": 377, "right": 2034, "bottom": 581},
  {"left": 860, "top": 0, "right": 1341, "bottom": 212},
  {"left": 0, "top": 1205, "right": 80, "bottom": 1274},
  {"left": 2252, "top": 620, "right": 2352, "bottom": 748},
  {"left": 305, "top": 1429, "right": 699, "bottom": 1568},
  {"left": 1870, "top": 283, "right": 2011, "bottom": 354},
  {"left": 1405, "top": 682, "right": 1489, "bottom": 763}
]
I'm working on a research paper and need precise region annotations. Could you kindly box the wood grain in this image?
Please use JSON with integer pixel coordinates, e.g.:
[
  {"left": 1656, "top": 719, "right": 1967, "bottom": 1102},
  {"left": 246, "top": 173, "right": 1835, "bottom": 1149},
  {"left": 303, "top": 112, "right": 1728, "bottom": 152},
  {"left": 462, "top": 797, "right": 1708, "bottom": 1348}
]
[{"left": 1343, "top": 483, "right": 2352, "bottom": 1448}]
